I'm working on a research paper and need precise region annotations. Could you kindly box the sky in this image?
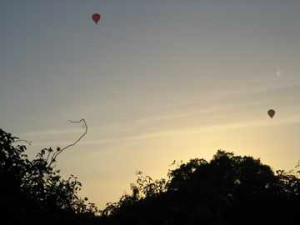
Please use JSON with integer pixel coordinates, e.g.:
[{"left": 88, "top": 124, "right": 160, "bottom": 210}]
[{"left": 1, "top": 0, "right": 300, "bottom": 208}]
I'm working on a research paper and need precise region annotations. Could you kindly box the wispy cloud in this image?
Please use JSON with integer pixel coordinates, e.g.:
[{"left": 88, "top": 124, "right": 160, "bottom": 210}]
[
  {"left": 29, "top": 113, "right": 300, "bottom": 147},
  {"left": 20, "top": 128, "right": 82, "bottom": 137},
  {"left": 20, "top": 80, "right": 300, "bottom": 148},
  {"left": 134, "top": 106, "right": 219, "bottom": 124}
]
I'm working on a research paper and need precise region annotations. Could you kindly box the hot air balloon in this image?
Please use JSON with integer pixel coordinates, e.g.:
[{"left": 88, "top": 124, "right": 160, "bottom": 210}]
[
  {"left": 268, "top": 109, "right": 275, "bottom": 118},
  {"left": 92, "top": 13, "right": 101, "bottom": 24}
]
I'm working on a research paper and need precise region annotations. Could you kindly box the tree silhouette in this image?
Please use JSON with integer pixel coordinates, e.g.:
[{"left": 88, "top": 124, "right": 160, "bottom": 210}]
[
  {"left": 1, "top": 127, "right": 299, "bottom": 225},
  {"left": 0, "top": 127, "right": 99, "bottom": 225},
  {"left": 100, "top": 151, "right": 300, "bottom": 225}
]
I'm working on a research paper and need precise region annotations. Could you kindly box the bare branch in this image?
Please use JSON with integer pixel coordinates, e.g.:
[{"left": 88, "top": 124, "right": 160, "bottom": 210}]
[
  {"left": 45, "top": 148, "right": 53, "bottom": 163},
  {"left": 14, "top": 138, "right": 32, "bottom": 145},
  {"left": 48, "top": 119, "right": 88, "bottom": 167}
]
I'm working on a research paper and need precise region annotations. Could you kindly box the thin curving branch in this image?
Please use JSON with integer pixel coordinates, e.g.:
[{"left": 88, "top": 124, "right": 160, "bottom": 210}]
[
  {"left": 14, "top": 138, "right": 32, "bottom": 145},
  {"left": 45, "top": 148, "right": 53, "bottom": 163},
  {"left": 48, "top": 119, "right": 88, "bottom": 167}
]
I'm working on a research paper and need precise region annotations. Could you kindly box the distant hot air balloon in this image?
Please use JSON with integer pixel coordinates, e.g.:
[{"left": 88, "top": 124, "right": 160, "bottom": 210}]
[
  {"left": 92, "top": 13, "right": 101, "bottom": 24},
  {"left": 268, "top": 109, "right": 275, "bottom": 118}
]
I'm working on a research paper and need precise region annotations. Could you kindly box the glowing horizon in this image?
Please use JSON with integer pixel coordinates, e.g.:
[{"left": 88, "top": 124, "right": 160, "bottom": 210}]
[{"left": 1, "top": 0, "right": 300, "bottom": 208}]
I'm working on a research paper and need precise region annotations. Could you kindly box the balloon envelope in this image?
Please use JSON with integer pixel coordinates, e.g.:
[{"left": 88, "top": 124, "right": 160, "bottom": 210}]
[
  {"left": 268, "top": 109, "right": 275, "bottom": 118},
  {"left": 92, "top": 13, "right": 101, "bottom": 24}
]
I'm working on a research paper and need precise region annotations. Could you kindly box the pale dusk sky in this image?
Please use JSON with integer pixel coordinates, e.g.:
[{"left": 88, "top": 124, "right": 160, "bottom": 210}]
[{"left": 1, "top": 0, "right": 300, "bottom": 208}]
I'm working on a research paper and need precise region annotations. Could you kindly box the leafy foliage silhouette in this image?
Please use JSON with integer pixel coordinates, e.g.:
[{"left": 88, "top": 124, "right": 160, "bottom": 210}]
[
  {"left": 1, "top": 127, "right": 300, "bottom": 225},
  {"left": 100, "top": 151, "right": 300, "bottom": 225},
  {"left": 0, "top": 128, "right": 99, "bottom": 225}
]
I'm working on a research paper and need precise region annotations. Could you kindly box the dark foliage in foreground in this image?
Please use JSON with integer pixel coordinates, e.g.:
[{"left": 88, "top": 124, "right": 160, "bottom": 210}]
[
  {"left": 100, "top": 152, "right": 300, "bottom": 225},
  {"left": 1, "top": 128, "right": 300, "bottom": 225},
  {"left": 0, "top": 128, "right": 99, "bottom": 225}
]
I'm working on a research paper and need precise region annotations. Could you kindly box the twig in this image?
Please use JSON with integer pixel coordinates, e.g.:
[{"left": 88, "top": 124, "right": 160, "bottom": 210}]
[
  {"left": 48, "top": 119, "right": 88, "bottom": 167},
  {"left": 14, "top": 139, "right": 32, "bottom": 145}
]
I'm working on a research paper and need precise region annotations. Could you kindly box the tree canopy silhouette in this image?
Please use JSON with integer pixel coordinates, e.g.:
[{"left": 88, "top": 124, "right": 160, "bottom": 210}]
[
  {"left": 100, "top": 151, "right": 300, "bottom": 225},
  {"left": 1, "top": 127, "right": 299, "bottom": 225},
  {"left": 0, "top": 128, "right": 99, "bottom": 225}
]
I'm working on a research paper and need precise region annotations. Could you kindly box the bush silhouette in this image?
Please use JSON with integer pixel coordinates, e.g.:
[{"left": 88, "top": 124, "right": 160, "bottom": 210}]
[
  {"left": 1, "top": 127, "right": 299, "bottom": 225},
  {"left": 100, "top": 151, "right": 300, "bottom": 225},
  {"left": 0, "top": 128, "right": 99, "bottom": 225}
]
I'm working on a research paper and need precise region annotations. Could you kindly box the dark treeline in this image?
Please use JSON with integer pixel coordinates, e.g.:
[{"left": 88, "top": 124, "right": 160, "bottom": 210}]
[
  {"left": 1, "top": 128, "right": 299, "bottom": 225},
  {"left": 0, "top": 128, "right": 99, "bottom": 225},
  {"left": 100, "top": 152, "right": 300, "bottom": 225}
]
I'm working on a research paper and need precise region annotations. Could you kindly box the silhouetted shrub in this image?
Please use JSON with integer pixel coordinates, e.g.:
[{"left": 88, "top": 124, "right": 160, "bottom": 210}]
[
  {"left": 2, "top": 127, "right": 299, "bottom": 225},
  {"left": 0, "top": 128, "right": 99, "bottom": 225},
  {"left": 100, "top": 151, "right": 300, "bottom": 225}
]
